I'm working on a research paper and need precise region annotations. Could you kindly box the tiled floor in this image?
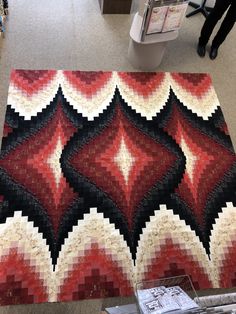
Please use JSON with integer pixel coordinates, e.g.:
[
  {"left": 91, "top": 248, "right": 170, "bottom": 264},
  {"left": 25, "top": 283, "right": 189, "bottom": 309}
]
[{"left": 0, "top": 0, "right": 235, "bottom": 313}]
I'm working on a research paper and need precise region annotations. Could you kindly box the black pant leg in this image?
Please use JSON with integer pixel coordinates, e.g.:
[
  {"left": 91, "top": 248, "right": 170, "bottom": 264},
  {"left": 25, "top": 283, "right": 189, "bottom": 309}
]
[
  {"left": 212, "top": 1, "right": 236, "bottom": 48},
  {"left": 199, "top": 0, "right": 232, "bottom": 46}
]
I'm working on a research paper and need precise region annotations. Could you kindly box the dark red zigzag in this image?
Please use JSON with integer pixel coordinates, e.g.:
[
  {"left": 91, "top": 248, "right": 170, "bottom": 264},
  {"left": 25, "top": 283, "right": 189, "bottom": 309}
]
[
  {"left": 63, "top": 71, "right": 112, "bottom": 98},
  {"left": 143, "top": 238, "right": 212, "bottom": 290},
  {"left": 10, "top": 70, "right": 57, "bottom": 97},
  {"left": 0, "top": 249, "right": 48, "bottom": 305},
  {"left": 118, "top": 72, "right": 165, "bottom": 98},
  {"left": 58, "top": 243, "right": 133, "bottom": 301},
  {"left": 171, "top": 73, "right": 212, "bottom": 98},
  {"left": 0, "top": 101, "right": 77, "bottom": 235},
  {"left": 219, "top": 239, "right": 236, "bottom": 288},
  {"left": 164, "top": 104, "right": 236, "bottom": 228},
  {"left": 70, "top": 106, "right": 177, "bottom": 229}
]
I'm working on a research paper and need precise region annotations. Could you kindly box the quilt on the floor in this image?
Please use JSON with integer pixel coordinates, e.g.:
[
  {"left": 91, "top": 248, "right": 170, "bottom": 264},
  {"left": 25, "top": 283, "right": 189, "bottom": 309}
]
[{"left": 0, "top": 70, "right": 236, "bottom": 305}]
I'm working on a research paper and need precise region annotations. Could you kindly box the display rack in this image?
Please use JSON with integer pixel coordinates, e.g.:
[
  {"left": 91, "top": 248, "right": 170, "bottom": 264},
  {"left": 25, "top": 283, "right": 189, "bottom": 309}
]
[
  {"left": 135, "top": 275, "right": 200, "bottom": 314},
  {"left": 104, "top": 276, "right": 202, "bottom": 313},
  {"left": 128, "top": 0, "right": 188, "bottom": 70},
  {"left": 130, "top": 13, "right": 179, "bottom": 44},
  {"left": 186, "top": 0, "right": 211, "bottom": 18},
  {"left": 140, "top": 0, "right": 188, "bottom": 41}
]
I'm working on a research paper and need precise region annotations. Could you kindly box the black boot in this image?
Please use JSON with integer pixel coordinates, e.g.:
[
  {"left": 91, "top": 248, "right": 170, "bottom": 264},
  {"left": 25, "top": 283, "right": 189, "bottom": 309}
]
[
  {"left": 197, "top": 43, "right": 206, "bottom": 57},
  {"left": 209, "top": 46, "right": 218, "bottom": 60}
]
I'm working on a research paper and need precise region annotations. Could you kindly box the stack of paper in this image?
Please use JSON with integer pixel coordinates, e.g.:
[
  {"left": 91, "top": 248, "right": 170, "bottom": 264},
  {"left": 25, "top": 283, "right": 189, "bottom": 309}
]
[{"left": 137, "top": 286, "right": 199, "bottom": 314}]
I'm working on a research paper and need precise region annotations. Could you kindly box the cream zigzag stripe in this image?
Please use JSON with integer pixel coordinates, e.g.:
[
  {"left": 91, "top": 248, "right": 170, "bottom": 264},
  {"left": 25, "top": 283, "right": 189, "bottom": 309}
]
[
  {"left": 7, "top": 72, "right": 60, "bottom": 121},
  {"left": 116, "top": 72, "right": 171, "bottom": 120},
  {"left": 55, "top": 208, "right": 134, "bottom": 294},
  {"left": 210, "top": 202, "right": 236, "bottom": 288},
  {"left": 60, "top": 71, "right": 117, "bottom": 121},
  {"left": 179, "top": 136, "right": 197, "bottom": 183},
  {"left": 0, "top": 209, "right": 134, "bottom": 301},
  {"left": 2, "top": 205, "right": 230, "bottom": 298},
  {"left": 0, "top": 211, "right": 55, "bottom": 300},
  {"left": 135, "top": 204, "right": 215, "bottom": 286},
  {"left": 169, "top": 75, "right": 219, "bottom": 120},
  {"left": 7, "top": 71, "right": 220, "bottom": 122},
  {"left": 8, "top": 70, "right": 117, "bottom": 121}
]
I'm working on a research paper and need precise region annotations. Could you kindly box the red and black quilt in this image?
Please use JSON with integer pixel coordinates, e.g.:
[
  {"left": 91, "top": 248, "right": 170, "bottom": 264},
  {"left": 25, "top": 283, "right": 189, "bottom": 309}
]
[{"left": 0, "top": 70, "right": 236, "bottom": 305}]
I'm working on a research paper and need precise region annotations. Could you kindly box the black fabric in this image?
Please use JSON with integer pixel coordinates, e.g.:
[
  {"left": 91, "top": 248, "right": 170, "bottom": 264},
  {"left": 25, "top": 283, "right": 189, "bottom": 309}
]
[
  {"left": 3, "top": 0, "right": 8, "bottom": 9},
  {"left": 199, "top": 0, "right": 236, "bottom": 48},
  {"left": 0, "top": 0, "right": 8, "bottom": 16}
]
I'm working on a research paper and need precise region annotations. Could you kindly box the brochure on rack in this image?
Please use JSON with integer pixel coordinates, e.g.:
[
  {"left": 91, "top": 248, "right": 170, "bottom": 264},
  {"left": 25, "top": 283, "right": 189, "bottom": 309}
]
[
  {"left": 137, "top": 286, "right": 199, "bottom": 314},
  {"left": 146, "top": 6, "right": 168, "bottom": 34},
  {"left": 140, "top": 0, "right": 189, "bottom": 41},
  {"left": 162, "top": 3, "right": 188, "bottom": 32}
]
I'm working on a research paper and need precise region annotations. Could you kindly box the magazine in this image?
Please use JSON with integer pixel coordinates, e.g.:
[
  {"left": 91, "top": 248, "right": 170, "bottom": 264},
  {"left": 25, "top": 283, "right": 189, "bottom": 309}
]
[
  {"left": 138, "top": 286, "right": 180, "bottom": 314},
  {"left": 137, "top": 285, "right": 199, "bottom": 314},
  {"left": 146, "top": 6, "right": 168, "bottom": 34},
  {"left": 162, "top": 3, "right": 188, "bottom": 32},
  {"left": 166, "top": 286, "right": 199, "bottom": 311}
]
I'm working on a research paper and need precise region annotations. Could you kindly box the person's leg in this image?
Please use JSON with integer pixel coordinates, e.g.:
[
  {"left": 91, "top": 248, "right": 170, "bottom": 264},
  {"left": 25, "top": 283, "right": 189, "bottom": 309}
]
[
  {"left": 197, "top": 0, "right": 231, "bottom": 57},
  {"left": 211, "top": 1, "right": 236, "bottom": 48},
  {"left": 199, "top": 0, "right": 232, "bottom": 46},
  {"left": 209, "top": 1, "right": 236, "bottom": 59}
]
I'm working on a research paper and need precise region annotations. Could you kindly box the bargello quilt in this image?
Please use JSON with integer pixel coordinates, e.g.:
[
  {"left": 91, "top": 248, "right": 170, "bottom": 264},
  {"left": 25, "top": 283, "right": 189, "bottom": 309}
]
[{"left": 0, "top": 70, "right": 236, "bottom": 306}]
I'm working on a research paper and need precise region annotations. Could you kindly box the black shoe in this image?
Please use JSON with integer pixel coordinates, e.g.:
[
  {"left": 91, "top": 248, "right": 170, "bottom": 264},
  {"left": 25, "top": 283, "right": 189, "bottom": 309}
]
[
  {"left": 210, "top": 46, "right": 218, "bottom": 60},
  {"left": 197, "top": 44, "right": 206, "bottom": 57}
]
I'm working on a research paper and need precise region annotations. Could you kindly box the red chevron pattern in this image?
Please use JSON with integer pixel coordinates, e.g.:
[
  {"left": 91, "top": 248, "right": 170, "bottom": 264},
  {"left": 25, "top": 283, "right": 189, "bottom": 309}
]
[{"left": 0, "top": 70, "right": 235, "bottom": 306}]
